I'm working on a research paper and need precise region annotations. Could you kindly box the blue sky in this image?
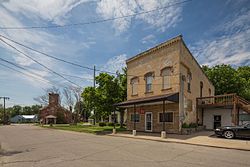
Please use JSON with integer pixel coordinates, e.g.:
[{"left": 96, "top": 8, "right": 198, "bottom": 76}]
[{"left": 0, "top": 0, "right": 249, "bottom": 107}]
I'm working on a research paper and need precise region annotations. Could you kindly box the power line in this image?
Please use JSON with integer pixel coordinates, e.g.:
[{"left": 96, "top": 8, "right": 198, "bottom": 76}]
[
  {"left": 0, "top": 38, "right": 81, "bottom": 88},
  {"left": 0, "top": 62, "right": 54, "bottom": 89},
  {"left": 0, "top": 57, "right": 70, "bottom": 88},
  {"left": 0, "top": 34, "right": 175, "bottom": 78},
  {"left": 60, "top": 73, "right": 94, "bottom": 81},
  {"left": 0, "top": 34, "right": 111, "bottom": 73},
  {"left": 0, "top": 60, "right": 63, "bottom": 88},
  {"left": 0, "top": 0, "right": 192, "bottom": 30}
]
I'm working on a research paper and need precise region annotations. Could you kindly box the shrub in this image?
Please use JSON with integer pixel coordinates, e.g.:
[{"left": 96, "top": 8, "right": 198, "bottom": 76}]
[
  {"left": 107, "top": 122, "right": 114, "bottom": 126},
  {"left": 99, "top": 122, "right": 106, "bottom": 127},
  {"left": 189, "top": 123, "right": 198, "bottom": 128},
  {"left": 182, "top": 123, "right": 189, "bottom": 128}
]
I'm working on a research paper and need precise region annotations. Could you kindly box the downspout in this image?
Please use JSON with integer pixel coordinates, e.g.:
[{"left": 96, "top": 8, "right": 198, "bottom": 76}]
[{"left": 179, "top": 37, "right": 184, "bottom": 133}]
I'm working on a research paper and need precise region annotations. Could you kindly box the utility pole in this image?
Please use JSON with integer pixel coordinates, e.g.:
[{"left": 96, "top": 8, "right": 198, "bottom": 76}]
[
  {"left": 93, "top": 65, "right": 96, "bottom": 125},
  {"left": 0, "top": 96, "right": 10, "bottom": 125}
]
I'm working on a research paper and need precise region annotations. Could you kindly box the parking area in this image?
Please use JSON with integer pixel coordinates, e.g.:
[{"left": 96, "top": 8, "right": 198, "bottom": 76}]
[{"left": 0, "top": 124, "right": 250, "bottom": 167}]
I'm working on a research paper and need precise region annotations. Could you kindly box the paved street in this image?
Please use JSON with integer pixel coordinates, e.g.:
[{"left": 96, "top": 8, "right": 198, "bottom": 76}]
[{"left": 0, "top": 125, "right": 250, "bottom": 167}]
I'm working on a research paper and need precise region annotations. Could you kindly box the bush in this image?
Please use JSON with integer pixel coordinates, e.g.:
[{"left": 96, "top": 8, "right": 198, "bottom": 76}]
[
  {"left": 99, "top": 122, "right": 106, "bottom": 127},
  {"left": 189, "top": 123, "right": 198, "bottom": 128},
  {"left": 107, "top": 122, "right": 114, "bottom": 126},
  {"left": 182, "top": 123, "right": 198, "bottom": 128},
  {"left": 182, "top": 123, "right": 189, "bottom": 128}
]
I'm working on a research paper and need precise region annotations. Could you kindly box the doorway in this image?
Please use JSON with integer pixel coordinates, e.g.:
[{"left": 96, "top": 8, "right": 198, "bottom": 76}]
[
  {"left": 145, "top": 112, "right": 152, "bottom": 132},
  {"left": 213, "top": 115, "right": 221, "bottom": 129}
]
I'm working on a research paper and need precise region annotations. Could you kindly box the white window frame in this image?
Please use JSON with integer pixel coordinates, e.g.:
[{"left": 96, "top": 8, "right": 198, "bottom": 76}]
[{"left": 145, "top": 72, "right": 154, "bottom": 93}]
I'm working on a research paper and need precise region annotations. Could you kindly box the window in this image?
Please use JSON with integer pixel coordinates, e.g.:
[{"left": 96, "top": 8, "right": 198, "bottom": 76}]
[
  {"left": 209, "top": 88, "right": 211, "bottom": 96},
  {"left": 131, "top": 113, "right": 140, "bottom": 122},
  {"left": 145, "top": 72, "right": 154, "bottom": 93},
  {"left": 187, "top": 71, "right": 192, "bottom": 92},
  {"left": 131, "top": 77, "right": 139, "bottom": 95},
  {"left": 200, "top": 81, "right": 203, "bottom": 97},
  {"left": 159, "top": 112, "right": 173, "bottom": 123},
  {"left": 161, "top": 67, "right": 172, "bottom": 89}
]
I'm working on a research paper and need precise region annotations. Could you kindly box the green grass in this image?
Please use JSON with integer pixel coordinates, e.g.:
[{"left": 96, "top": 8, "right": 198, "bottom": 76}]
[{"left": 41, "top": 124, "right": 127, "bottom": 134}]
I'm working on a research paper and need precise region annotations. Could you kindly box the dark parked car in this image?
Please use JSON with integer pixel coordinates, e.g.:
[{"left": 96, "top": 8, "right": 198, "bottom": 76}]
[{"left": 215, "top": 123, "right": 250, "bottom": 139}]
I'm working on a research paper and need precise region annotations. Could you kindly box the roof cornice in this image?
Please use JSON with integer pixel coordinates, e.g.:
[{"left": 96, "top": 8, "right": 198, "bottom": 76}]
[{"left": 126, "top": 35, "right": 183, "bottom": 63}]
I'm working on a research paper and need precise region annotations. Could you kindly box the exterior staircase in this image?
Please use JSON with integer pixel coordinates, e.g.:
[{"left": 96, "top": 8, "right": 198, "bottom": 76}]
[{"left": 237, "top": 96, "right": 250, "bottom": 114}]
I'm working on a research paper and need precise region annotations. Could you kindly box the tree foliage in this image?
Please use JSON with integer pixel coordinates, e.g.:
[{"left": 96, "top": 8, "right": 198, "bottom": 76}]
[
  {"left": 202, "top": 64, "right": 250, "bottom": 100},
  {"left": 81, "top": 68, "right": 127, "bottom": 123}
]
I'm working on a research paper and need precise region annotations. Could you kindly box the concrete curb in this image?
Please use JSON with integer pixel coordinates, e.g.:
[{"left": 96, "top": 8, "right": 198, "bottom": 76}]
[{"left": 108, "top": 134, "right": 250, "bottom": 152}]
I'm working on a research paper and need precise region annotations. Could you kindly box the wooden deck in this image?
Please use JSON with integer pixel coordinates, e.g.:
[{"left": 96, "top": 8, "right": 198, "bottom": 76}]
[{"left": 196, "top": 94, "right": 250, "bottom": 125}]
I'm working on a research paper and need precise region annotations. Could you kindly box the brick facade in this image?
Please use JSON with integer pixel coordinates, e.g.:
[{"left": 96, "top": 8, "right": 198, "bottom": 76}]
[
  {"left": 39, "top": 93, "right": 72, "bottom": 124},
  {"left": 124, "top": 35, "right": 214, "bottom": 133}
]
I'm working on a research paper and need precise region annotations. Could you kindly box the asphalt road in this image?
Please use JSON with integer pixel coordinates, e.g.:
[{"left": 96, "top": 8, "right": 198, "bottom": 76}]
[{"left": 0, "top": 124, "right": 250, "bottom": 167}]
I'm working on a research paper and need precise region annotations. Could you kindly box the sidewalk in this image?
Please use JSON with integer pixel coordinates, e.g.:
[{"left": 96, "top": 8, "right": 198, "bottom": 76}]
[{"left": 109, "top": 131, "right": 250, "bottom": 151}]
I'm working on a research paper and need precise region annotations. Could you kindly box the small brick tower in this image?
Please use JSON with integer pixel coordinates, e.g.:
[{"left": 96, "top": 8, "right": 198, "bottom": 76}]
[{"left": 49, "top": 93, "right": 59, "bottom": 106}]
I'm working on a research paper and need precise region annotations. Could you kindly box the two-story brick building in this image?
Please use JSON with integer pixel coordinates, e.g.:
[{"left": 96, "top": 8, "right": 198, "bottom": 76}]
[{"left": 115, "top": 35, "right": 215, "bottom": 135}]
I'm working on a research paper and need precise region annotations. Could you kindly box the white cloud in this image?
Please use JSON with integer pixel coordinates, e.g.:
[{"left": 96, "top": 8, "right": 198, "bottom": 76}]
[
  {"left": 141, "top": 34, "right": 156, "bottom": 44},
  {"left": 96, "top": 0, "right": 183, "bottom": 33},
  {"left": 0, "top": 3, "right": 91, "bottom": 88},
  {"left": 1, "top": 0, "right": 90, "bottom": 25},
  {"left": 101, "top": 54, "right": 127, "bottom": 73},
  {"left": 191, "top": 9, "right": 250, "bottom": 67}
]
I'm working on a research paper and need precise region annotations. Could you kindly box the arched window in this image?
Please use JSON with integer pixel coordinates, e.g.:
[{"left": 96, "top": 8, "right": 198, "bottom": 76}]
[
  {"left": 209, "top": 88, "right": 211, "bottom": 96},
  {"left": 131, "top": 77, "right": 139, "bottom": 95},
  {"left": 144, "top": 72, "right": 154, "bottom": 93},
  {"left": 161, "top": 67, "right": 172, "bottom": 89}
]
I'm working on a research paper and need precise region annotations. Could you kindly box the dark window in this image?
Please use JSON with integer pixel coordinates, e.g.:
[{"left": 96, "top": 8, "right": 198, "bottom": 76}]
[
  {"left": 187, "top": 72, "right": 192, "bottom": 92},
  {"left": 159, "top": 112, "right": 173, "bottom": 123},
  {"left": 131, "top": 113, "right": 140, "bottom": 122}
]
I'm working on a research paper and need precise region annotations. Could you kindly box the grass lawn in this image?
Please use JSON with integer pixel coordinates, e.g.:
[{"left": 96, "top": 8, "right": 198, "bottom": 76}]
[{"left": 41, "top": 124, "right": 127, "bottom": 134}]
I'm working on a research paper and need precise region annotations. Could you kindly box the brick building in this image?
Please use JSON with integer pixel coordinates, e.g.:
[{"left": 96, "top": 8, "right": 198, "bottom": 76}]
[
  {"left": 39, "top": 93, "right": 72, "bottom": 124},
  {"left": 115, "top": 35, "right": 215, "bottom": 134}
]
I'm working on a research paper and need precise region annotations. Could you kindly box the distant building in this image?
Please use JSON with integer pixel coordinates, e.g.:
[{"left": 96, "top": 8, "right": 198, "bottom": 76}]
[
  {"left": 10, "top": 115, "right": 38, "bottom": 123},
  {"left": 39, "top": 93, "right": 72, "bottom": 124}
]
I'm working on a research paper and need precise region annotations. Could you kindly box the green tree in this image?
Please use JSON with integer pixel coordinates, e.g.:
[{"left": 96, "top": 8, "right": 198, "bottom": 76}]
[
  {"left": 22, "top": 106, "right": 32, "bottom": 115},
  {"left": 202, "top": 64, "right": 250, "bottom": 100},
  {"left": 82, "top": 87, "right": 99, "bottom": 122},
  {"left": 237, "top": 66, "right": 250, "bottom": 100},
  {"left": 31, "top": 105, "right": 42, "bottom": 115},
  {"left": 81, "top": 69, "right": 127, "bottom": 124},
  {"left": 10, "top": 105, "right": 22, "bottom": 117},
  {"left": 116, "top": 68, "right": 127, "bottom": 127},
  {"left": 74, "top": 101, "right": 90, "bottom": 121}
]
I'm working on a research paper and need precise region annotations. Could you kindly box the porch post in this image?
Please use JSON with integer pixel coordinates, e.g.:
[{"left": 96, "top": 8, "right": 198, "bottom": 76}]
[
  {"left": 232, "top": 95, "right": 237, "bottom": 125},
  {"left": 161, "top": 100, "right": 166, "bottom": 138},
  {"left": 133, "top": 104, "right": 136, "bottom": 136},
  {"left": 163, "top": 100, "right": 166, "bottom": 131}
]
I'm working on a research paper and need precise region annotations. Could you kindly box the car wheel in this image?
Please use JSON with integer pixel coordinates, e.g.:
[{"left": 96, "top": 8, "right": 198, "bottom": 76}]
[{"left": 223, "top": 130, "right": 235, "bottom": 139}]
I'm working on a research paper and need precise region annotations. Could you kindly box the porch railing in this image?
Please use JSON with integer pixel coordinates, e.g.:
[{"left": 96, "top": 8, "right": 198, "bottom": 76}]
[{"left": 197, "top": 93, "right": 236, "bottom": 107}]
